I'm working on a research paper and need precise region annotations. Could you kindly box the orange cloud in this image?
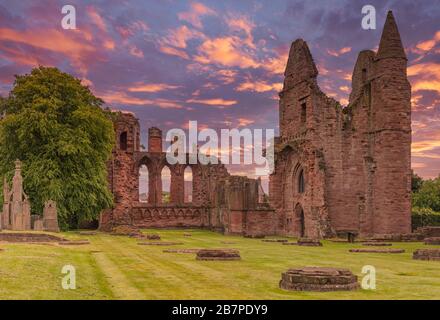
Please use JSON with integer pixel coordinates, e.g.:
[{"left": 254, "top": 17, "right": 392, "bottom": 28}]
[
  {"left": 0, "top": 44, "right": 43, "bottom": 66},
  {"left": 226, "top": 14, "right": 256, "bottom": 49},
  {"left": 216, "top": 69, "right": 238, "bottom": 84},
  {"left": 100, "top": 91, "right": 183, "bottom": 109},
  {"left": 339, "top": 85, "right": 350, "bottom": 93},
  {"left": 236, "top": 80, "right": 282, "bottom": 93},
  {"left": 116, "top": 21, "right": 149, "bottom": 39},
  {"left": 87, "top": 6, "right": 107, "bottom": 32},
  {"left": 408, "top": 62, "right": 440, "bottom": 94},
  {"left": 178, "top": 2, "right": 216, "bottom": 29},
  {"left": 186, "top": 98, "right": 237, "bottom": 106},
  {"left": 261, "top": 51, "right": 288, "bottom": 75},
  {"left": 128, "top": 83, "right": 181, "bottom": 93},
  {"left": 162, "top": 25, "right": 206, "bottom": 49},
  {"left": 0, "top": 28, "right": 95, "bottom": 59},
  {"left": 412, "top": 139, "right": 440, "bottom": 154},
  {"left": 327, "top": 47, "right": 352, "bottom": 57},
  {"left": 194, "top": 36, "right": 260, "bottom": 69},
  {"left": 0, "top": 27, "right": 97, "bottom": 75},
  {"left": 237, "top": 118, "right": 255, "bottom": 127},
  {"left": 103, "top": 39, "right": 115, "bottom": 50},
  {"left": 159, "top": 46, "right": 190, "bottom": 59},
  {"left": 415, "top": 30, "right": 440, "bottom": 52},
  {"left": 129, "top": 45, "right": 144, "bottom": 58}
]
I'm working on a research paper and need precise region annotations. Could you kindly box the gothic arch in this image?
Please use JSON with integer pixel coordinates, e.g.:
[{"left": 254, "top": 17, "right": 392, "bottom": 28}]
[{"left": 119, "top": 131, "right": 127, "bottom": 150}]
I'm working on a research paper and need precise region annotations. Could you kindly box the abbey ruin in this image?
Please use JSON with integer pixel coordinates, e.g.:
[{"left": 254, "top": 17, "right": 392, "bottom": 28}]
[{"left": 100, "top": 11, "right": 411, "bottom": 239}]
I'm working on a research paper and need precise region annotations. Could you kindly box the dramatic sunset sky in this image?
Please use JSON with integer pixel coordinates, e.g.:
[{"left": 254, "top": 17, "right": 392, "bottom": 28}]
[{"left": 1, "top": 0, "right": 439, "bottom": 182}]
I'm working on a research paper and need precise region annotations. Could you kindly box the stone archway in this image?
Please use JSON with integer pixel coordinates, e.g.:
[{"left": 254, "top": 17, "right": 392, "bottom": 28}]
[{"left": 294, "top": 203, "right": 305, "bottom": 238}]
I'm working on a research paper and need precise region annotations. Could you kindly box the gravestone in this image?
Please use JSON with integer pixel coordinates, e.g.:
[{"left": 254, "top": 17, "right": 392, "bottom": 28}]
[{"left": 42, "top": 200, "right": 59, "bottom": 232}]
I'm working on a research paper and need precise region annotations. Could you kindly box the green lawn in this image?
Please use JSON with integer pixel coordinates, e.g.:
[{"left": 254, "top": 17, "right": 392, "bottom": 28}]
[{"left": 0, "top": 229, "right": 439, "bottom": 300}]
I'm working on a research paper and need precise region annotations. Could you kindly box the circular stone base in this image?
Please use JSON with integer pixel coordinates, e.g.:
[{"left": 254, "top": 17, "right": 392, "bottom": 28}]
[
  {"left": 413, "top": 249, "right": 440, "bottom": 261},
  {"left": 196, "top": 249, "right": 241, "bottom": 261},
  {"left": 279, "top": 267, "right": 359, "bottom": 292}
]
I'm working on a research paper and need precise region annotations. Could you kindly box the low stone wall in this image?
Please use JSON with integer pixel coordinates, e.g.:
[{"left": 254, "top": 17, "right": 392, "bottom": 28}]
[
  {"left": 0, "top": 233, "right": 66, "bottom": 243},
  {"left": 369, "top": 233, "right": 423, "bottom": 242},
  {"left": 196, "top": 249, "right": 241, "bottom": 261},
  {"left": 413, "top": 249, "right": 440, "bottom": 261},
  {"left": 416, "top": 226, "right": 440, "bottom": 238},
  {"left": 297, "top": 238, "right": 322, "bottom": 246},
  {"left": 129, "top": 205, "right": 209, "bottom": 228},
  {"left": 279, "top": 267, "right": 359, "bottom": 292},
  {"left": 349, "top": 248, "right": 404, "bottom": 253},
  {"left": 424, "top": 237, "right": 440, "bottom": 245}
]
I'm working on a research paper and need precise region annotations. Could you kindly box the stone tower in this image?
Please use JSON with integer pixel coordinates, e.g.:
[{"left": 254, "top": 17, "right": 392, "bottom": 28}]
[
  {"left": 148, "top": 127, "right": 162, "bottom": 153},
  {"left": 270, "top": 11, "right": 411, "bottom": 238},
  {"left": 365, "top": 11, "right": 412, "bottom": 234},
  {"left": 100, "top": 112, "right": 140, "bottom": 229}
]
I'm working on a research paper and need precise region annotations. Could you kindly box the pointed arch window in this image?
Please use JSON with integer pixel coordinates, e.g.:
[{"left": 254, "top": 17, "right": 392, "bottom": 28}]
[
  {"left": 120, "top": 131, "right": 128, "bottom": 150},
  {"left": 298, "top": 169, "right": 305, "bottom": 193}
]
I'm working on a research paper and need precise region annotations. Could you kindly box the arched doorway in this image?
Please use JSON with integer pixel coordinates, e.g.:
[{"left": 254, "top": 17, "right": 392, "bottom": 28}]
[{"left": 294, "top": 203, "right": 305, "bottom": 237}]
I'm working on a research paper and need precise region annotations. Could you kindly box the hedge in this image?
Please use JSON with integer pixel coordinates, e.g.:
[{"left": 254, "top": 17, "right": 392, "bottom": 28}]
[{"left": 412, "top": 206, "right": 440, "bottom": 230}]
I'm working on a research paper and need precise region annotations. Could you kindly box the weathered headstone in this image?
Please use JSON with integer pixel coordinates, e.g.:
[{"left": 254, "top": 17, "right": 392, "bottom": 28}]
[{"left": 43, "top": 200, "right": 59, "bottom": 232}]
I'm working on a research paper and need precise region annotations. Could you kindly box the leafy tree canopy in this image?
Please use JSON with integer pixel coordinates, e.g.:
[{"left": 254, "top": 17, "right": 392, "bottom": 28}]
[
  {"left": 0, "top": 67, "right": 115, "bottom": 229},
  {"left": 411, "top": 170, "right": 423, "bottom": 193},
  {"left": 413, "top": 175, "right": 440, "bottom": 212}
]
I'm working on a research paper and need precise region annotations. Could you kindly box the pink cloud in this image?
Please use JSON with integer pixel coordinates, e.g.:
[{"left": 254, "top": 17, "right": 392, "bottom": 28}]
[{"left": 178, "top": 2, "right": 216, "bottom": 29}]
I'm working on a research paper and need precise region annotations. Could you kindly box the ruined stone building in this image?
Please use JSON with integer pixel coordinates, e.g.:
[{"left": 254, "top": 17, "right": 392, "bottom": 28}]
[
  {"left": 101, "top": 11, "right": 411, "bottom": 239},
  {"left": 99, "top": 113, "right": 274, "bottom": 235},
  {"left": 0, "top": 160, "right": 59, "bottom": 232},
  {"left": 0, "top": 160, "right": 31, "bottom": 231},
  {"left": 269, "top": 11, "right": 411, "bottom": 238}
]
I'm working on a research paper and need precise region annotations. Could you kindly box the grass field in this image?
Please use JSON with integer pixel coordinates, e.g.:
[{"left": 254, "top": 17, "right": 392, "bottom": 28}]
[{"left": 0, "top": 229, "right": 439, "bottom": 300}]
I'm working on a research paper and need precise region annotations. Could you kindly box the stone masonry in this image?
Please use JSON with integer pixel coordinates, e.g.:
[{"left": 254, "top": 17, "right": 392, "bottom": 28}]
[
  {"left": 269, "top": 11, "right": 411, "bottom": 238},
  {"left": 99, "top": 112, "right": 273, "bottom": 235},
  {"left": 0, "top": 160, "right": 31, "bottom": 231},
  {"left": 100, "top": 11, "right": 411, "bottom": 239}
]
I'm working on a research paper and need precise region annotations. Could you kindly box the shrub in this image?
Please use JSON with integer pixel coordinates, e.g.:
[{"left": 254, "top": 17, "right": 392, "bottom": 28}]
[{"left": 412, "top": 207, "right": 440, "bottom": 230}]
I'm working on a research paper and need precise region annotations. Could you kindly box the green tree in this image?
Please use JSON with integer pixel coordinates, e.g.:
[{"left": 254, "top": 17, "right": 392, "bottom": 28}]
[
  {"left": 411, "top": 170, "right": 423, "bottom": 193},
  {"left": 413, "top": 176, "right": 440, "bottom": 212},
  {"left": 0, "top": 67, "right": 115, "bottom": 229}
]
